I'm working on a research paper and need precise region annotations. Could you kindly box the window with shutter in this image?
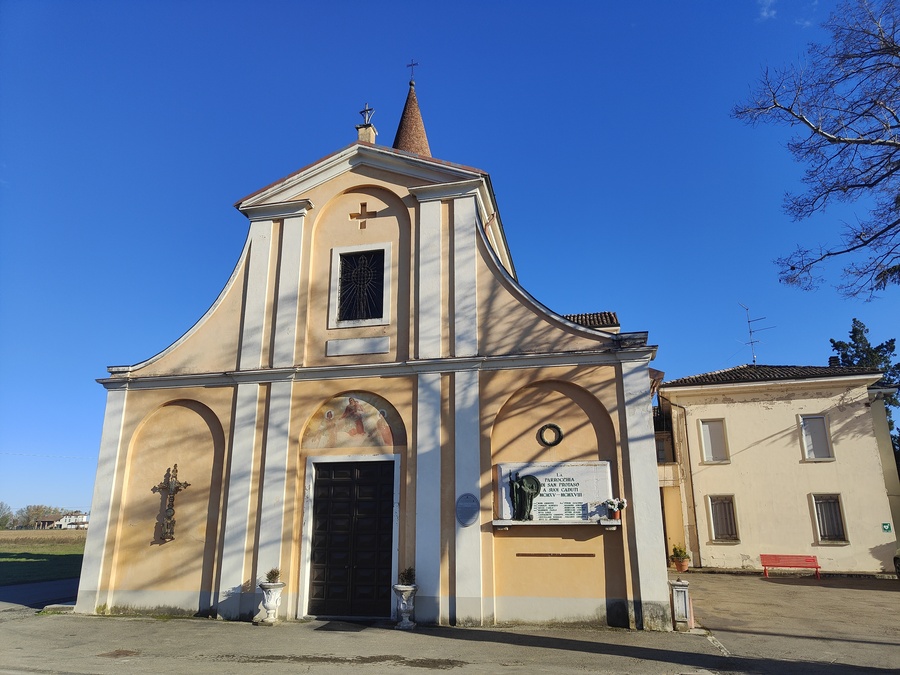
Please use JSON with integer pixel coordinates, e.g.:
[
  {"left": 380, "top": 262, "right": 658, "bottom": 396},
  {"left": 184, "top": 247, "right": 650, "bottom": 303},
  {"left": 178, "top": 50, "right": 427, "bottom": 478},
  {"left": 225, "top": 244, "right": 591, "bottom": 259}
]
[
  {"left": 701, "top": 420, "right": 729, "bottom": 462},
  {"left": 813, "top": 494, "right": 846, "bottom": 542},
  {"left": 709, "top": 495, "right": 739, "bottom": 541},
  {"left": 801, "top": 416, "right": 833, "bottom": 460}
]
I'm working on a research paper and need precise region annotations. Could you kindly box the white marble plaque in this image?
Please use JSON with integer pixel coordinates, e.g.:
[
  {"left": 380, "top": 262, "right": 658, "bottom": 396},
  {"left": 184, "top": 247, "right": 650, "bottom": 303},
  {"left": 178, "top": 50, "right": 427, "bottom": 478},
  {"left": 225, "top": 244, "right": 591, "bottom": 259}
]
[{"left": 496, "top": 461, "right": 613, "bottom": 524}]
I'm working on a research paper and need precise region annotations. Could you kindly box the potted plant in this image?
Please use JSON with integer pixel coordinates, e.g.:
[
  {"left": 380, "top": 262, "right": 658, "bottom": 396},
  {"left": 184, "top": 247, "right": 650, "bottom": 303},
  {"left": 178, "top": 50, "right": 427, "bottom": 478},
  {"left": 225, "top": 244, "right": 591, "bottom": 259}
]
[
  {"left": 258, "top": 567, "right": 285, "bottom": 625},
  {"left": 670, "top": 545, "right": 690, "bottom": 573},
  {"left": 604, "top": 497, "right": 627, "bottom": 520},
  {"left": 392, "top": 566, "right": 417, "bottom": 630}
]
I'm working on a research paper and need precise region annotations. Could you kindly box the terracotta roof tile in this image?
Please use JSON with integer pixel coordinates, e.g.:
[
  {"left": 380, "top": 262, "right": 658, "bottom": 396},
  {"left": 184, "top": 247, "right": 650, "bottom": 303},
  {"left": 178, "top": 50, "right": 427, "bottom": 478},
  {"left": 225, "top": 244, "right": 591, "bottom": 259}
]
[
  {"left": 661, "top": 364, "right": 882, "bottom": 388},
  {"left": 563, "top": 312, "right": 620, "bottom": 328}
]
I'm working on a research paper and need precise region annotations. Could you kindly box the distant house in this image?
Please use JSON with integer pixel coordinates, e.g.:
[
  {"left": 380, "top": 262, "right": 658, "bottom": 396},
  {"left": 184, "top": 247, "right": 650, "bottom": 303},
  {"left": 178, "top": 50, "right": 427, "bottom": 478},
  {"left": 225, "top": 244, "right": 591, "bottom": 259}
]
[
  {"left": 656, "top": 363, "right": 899, "bottom": 574},
  {"left": 56, "top": 513, "right": 89, "bottom": 530}
]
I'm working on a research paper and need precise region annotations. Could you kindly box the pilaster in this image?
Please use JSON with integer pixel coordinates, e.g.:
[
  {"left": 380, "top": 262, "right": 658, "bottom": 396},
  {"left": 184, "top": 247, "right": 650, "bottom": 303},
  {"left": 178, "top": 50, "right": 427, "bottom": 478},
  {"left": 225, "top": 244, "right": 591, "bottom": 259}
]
[
  {"left": 620, "top": 358, "right": 671, "bottom": 630},
  {"left": 216, "top": 382, "right": 261, "bottom": 619},
  {"left": 75, "top": 387, "right": 127, "bottom": 614},
  {"left": 454, "top": 369, "right": 482, "bottom": 624},
  {"left": 453, "top": 196, "right": 478, "bottom": 357},
  {"left": 416, "top": 199, "right": 443, "bottom": 359},
  {"left": 414, "top": 372, "right": 443, "bottom": 622},
  {"left": 272, "top": 206, "right": 310, "bottom": 368}
]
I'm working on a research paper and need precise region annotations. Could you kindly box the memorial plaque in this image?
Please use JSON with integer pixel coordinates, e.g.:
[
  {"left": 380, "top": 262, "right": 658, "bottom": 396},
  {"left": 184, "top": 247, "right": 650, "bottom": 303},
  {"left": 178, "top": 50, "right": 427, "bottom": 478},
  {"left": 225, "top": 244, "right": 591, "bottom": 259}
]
[
  {"left": 496, "top": 461, "right": 613, "bottom": 524},
  {"left": 456, "top": 493, "right": 480, "bottom": 527}
]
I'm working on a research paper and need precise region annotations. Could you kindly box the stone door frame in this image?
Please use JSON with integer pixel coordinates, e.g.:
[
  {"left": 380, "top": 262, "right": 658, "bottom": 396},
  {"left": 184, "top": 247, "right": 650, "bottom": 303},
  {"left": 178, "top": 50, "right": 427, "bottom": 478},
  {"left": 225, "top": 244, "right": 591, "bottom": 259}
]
[{"left": 297, "top": 454, "right": 400, "bottom": 619}]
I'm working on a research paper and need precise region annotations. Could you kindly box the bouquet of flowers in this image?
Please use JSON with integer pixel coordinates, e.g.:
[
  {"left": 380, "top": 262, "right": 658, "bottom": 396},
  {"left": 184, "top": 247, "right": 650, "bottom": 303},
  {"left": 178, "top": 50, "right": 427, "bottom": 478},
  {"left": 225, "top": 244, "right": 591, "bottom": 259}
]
[{"left": 605, "top": 497, "right": 627, "bottom": 512}]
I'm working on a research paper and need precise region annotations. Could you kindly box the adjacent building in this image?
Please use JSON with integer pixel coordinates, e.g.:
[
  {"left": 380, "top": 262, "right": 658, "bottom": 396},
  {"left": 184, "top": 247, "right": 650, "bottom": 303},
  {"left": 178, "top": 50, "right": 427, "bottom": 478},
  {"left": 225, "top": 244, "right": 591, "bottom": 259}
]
[
  {"left": 56, "top": 513, "right": 89, "bottom": 530},
  {"left": 656, "top": 364, "right": 899, "bottom": 573}
]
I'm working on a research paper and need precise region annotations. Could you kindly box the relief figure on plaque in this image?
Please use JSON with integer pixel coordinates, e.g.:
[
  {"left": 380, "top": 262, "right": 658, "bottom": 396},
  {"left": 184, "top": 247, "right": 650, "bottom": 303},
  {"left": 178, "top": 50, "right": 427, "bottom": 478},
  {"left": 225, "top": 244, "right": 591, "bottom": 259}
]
[{"left": 509, "top": 472, "right": 542, "bottom": 521}]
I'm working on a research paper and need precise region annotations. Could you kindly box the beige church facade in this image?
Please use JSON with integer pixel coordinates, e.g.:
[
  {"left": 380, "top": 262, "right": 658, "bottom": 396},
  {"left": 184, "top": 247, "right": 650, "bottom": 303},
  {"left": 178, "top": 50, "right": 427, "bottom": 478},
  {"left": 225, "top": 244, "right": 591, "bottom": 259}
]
[{"left": 76, "top": 83, "right": 671, "bottom": 629}]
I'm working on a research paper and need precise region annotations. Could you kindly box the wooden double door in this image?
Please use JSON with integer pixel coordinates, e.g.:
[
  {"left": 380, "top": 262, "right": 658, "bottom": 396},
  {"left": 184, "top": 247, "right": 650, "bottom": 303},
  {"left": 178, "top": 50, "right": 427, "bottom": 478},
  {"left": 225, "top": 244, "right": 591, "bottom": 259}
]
[{"left": 307, "top": 461, "right": 394, "bottom": 617}]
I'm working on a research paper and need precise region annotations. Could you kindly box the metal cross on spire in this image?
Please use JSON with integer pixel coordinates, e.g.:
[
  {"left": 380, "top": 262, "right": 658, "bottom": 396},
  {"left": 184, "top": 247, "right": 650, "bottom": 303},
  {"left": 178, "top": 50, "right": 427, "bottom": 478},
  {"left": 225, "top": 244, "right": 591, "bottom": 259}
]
[
  {"left": 406, "top": 59, "right": 419, "bottom": 80},
  {"left": 359, "top": 102, "right": 374, "bottom": 125}
]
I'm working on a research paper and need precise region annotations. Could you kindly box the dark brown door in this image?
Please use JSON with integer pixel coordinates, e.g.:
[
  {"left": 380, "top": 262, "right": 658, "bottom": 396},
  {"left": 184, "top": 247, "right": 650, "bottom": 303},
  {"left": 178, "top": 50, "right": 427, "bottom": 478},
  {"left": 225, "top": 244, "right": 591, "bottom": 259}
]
[{"left": 308, "top": 461, "right": 394, "bottom": 617}]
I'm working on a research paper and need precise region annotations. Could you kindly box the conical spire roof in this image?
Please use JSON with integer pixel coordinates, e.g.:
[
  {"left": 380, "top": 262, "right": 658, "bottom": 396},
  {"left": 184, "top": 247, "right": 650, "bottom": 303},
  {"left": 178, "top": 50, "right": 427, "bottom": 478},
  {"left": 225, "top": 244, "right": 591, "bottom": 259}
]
[{"left": 392, "top": 80, "right": 431, "bottom": 157}]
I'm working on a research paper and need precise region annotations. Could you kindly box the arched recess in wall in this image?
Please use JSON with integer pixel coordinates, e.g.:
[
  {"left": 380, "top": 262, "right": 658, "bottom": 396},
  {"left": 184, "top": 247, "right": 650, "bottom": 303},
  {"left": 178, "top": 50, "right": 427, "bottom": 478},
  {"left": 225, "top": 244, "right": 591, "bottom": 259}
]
[
  {"left": 489, "top": 380, "right": 626, "bottom": 625},
  {"left": 300, "top": 391, "right": 407, "bottom": 451},
  {"left": 311, "top": 184, "right": 410, "bottom": 243},
  {"left": 109, "top": 400, "right": 226, "bottom": 615},
  {"left": 306, "top": 185, "right": 412, "bottom": 363},
  {"left": 490, "top": 380, "right": 616, "bottom": 466}
]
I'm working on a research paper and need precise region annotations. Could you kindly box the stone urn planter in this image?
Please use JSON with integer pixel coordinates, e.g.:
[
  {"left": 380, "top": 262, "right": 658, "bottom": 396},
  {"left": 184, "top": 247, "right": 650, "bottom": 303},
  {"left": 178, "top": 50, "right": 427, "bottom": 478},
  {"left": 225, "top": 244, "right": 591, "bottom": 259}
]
[
  {"left": 258, "top": 567, "right": 285, "bottom": 625},
  {"left": 392, "top": 567, "right": 417, "bottom": 630}
]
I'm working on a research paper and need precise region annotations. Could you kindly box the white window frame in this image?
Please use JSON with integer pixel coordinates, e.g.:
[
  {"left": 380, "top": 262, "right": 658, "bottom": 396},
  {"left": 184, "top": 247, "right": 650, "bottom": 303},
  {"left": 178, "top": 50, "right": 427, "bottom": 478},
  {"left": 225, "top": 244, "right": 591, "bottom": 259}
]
[
  {"left": 708, "top": 494, "right": 740, "bottom": 543},
  {"left": 700, "top": 419, "right": 729, "bottom": 463},
  {"left": 799, "top": 415, "right": 834, "bottom": 461},
  {"left": 328, "top": 242, "right": 392, "bottom": 329},
  {"left": 811, "top": 493, "right": 849, "bottom": 544}
]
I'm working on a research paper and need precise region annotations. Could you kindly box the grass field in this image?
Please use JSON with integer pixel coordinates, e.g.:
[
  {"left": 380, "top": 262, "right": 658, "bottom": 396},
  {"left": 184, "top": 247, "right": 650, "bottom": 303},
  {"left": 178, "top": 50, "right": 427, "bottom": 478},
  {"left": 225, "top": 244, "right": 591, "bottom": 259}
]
[{"left": 0, "top": 530, "right": 86, "bottom": 585}]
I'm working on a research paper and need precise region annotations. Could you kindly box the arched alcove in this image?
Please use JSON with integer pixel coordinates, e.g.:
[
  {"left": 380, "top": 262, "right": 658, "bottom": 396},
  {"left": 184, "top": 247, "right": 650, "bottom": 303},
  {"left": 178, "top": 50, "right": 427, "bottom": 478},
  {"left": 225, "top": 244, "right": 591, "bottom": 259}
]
[
  {"left": 298, "top": 390, "right": 406, "bottom": 618},
  {"left": 491, "top": 380, "right": 616, "bottom": 465},
  {"left": 489, "top": 380, "right": 626, "bottom": 625},
  {"left": 306, "top": 185, "right": 412, "bottom": 364},
  {"left": 109, "top": 400, "right": 225, "bottom": 615}
]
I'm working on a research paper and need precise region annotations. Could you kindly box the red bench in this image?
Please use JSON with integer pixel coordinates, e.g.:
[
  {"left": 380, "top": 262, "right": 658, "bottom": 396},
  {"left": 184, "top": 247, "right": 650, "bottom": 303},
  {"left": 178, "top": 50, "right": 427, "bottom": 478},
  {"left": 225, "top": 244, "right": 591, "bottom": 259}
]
[{"left": 760, "top": 554, "right": 821, "bottom": 579}]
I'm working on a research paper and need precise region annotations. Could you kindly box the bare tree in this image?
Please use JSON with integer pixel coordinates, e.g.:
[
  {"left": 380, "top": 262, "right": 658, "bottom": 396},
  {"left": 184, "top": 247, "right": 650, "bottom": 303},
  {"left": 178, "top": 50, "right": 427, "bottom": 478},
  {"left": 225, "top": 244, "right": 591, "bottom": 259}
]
[
  {"left": 734, "top": 0, "right": 900, "bottom": 298},
  {"left": 0, "top": 501, "right": 12, "bottom": 529}
]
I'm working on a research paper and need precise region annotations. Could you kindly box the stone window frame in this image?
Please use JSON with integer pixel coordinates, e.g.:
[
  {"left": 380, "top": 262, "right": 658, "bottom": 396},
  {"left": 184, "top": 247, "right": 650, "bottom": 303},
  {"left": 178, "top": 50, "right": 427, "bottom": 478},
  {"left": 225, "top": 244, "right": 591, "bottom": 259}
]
[
  {"left": 699, "top": 418, "right": 730, "bottom": 464},
  {"left": 328, "top": 242, "right": 393, "bottom": 329},
  {"left": 708, "top": 494, "right": 740, "bottom": 543},
  {"left": 799, "top": 414, "right": 835, "bottom": 462},
  {"left": 811, "top": 493, "right": 849, "bottom": 544}
]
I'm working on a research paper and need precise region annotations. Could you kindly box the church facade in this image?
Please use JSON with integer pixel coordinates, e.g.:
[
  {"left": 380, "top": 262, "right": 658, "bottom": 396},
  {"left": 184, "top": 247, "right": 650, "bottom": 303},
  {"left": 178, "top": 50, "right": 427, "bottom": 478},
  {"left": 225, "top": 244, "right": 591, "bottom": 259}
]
[{"left": 76, "top": 82, "right": 671, "bottom": 629}]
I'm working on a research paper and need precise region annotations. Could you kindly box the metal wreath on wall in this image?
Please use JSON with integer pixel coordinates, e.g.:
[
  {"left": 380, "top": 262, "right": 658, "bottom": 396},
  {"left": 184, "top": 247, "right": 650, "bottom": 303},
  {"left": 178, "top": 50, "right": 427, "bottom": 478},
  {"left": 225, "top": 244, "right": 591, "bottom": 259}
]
[{"left": 537, "top": 423, "right": 563, "bottom": 447}]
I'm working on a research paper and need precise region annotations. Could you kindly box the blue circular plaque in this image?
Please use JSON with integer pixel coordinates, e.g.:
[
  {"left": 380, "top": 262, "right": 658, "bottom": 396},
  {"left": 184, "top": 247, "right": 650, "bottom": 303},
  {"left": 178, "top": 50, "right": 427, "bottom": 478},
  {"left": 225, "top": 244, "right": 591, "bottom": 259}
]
[{"left": 455, "top": 493, "right": 480, "bottom": 527}]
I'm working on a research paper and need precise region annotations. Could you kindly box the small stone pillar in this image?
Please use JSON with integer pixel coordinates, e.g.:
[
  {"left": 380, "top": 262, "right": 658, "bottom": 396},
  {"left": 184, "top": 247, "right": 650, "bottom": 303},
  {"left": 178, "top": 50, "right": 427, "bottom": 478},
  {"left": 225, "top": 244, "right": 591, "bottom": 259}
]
[
  {"left": 356, "top": 124, "right": 377, "bottom": 144},
  {"left": 669, "top": 577, "right": 694, "bottom": 632}
]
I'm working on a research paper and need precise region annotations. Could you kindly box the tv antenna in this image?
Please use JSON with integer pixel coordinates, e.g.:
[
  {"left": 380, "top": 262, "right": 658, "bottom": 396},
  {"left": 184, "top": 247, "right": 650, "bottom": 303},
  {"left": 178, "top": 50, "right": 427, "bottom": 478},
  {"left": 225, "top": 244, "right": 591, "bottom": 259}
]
[{"left": 739, "top": 303, "right": 776, "bottom": 364}]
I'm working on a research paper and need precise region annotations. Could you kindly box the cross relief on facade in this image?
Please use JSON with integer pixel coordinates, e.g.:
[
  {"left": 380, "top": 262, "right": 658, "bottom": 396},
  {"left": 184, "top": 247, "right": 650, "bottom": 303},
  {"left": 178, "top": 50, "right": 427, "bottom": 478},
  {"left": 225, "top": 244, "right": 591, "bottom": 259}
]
[{"left": 349, "top": 202, "right": 378, "bottom": 230}]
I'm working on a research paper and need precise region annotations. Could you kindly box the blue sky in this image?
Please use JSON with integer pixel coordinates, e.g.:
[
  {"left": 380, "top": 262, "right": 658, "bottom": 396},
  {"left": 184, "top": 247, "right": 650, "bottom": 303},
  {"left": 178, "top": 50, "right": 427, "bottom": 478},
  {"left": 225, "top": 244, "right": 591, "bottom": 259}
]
[{"left": 1, "top": 0, "right": 896, "bottom": 513}]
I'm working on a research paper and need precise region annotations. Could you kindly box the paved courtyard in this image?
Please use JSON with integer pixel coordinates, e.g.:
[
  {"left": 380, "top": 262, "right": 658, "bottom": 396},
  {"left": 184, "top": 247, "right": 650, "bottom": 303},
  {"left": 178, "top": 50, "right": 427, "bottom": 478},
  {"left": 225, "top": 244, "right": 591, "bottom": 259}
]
[
  {"left": 0, "top": 572, "right": 897, "bottom": 674},
  {"left": 683, "top": 571, "right": 899, "bottom": 672}
]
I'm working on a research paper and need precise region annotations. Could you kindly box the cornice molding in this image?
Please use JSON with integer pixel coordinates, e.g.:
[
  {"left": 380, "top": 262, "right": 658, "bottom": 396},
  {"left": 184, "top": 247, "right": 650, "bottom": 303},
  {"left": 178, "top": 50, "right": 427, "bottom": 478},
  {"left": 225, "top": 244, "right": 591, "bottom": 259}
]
[
  {"left": 239, "top": 199, "right": 313, "bottom": 221},
  {"left": 408, "top": 179, "right": 483, "bottom": 202},
  {"left": 100, "top": 348, "right": 656, "bottom": 391},
  {"left": 237, "top": 144, "right": 484, "bottom": 211}
]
